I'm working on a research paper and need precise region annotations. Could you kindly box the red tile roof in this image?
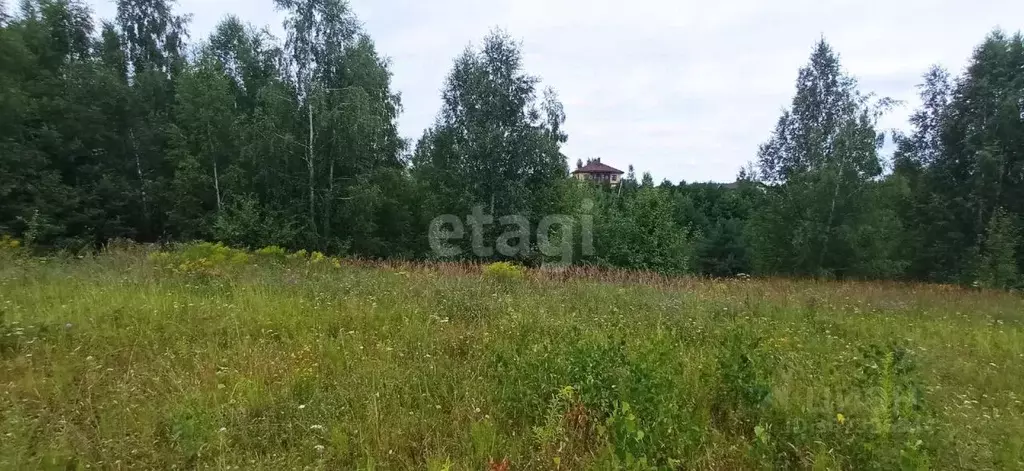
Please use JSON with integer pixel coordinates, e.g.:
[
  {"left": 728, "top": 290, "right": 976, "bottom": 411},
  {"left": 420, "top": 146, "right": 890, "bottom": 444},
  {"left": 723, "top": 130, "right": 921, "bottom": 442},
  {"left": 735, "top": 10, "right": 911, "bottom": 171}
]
[{"left": 572, "top": 161, "right": 624, "bottom": 175}]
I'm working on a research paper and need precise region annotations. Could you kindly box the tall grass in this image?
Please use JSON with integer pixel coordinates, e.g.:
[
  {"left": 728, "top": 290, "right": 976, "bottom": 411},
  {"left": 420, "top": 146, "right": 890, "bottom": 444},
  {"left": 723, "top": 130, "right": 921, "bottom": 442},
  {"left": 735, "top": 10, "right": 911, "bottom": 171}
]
[{"left": 1, "top": 242, "right": 1022, "bottom": 469}]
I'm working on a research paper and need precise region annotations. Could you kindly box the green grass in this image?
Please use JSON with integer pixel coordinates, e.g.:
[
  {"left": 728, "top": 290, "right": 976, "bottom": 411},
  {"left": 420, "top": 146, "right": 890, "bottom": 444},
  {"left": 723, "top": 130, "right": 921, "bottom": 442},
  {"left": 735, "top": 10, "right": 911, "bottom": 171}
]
[{"left": 2, "top": 243, "right": 1023, "bottom": 470}]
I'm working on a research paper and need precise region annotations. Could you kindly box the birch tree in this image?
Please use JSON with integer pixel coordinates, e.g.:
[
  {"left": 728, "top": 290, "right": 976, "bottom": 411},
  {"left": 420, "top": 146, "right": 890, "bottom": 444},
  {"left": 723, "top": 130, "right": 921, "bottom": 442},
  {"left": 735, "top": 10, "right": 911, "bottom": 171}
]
[
  {"left": 412, "top": 30, "right": 568, "bottom": 260},
  {"left": 750, "top": 39, "right": 895, "bottom": 277}
]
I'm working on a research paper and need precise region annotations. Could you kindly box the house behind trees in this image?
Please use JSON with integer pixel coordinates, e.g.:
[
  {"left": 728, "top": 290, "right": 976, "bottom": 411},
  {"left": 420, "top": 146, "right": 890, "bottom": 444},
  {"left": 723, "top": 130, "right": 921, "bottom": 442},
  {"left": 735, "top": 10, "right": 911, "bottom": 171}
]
[{"left": 573, "top": 158, "right": 625, "bottom": 187}]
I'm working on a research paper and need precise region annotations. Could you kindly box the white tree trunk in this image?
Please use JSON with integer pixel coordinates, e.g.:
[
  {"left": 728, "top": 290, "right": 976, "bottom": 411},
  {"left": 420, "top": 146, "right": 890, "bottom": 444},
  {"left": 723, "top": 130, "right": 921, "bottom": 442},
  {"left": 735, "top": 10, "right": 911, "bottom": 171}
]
[
  {"left": 130, "top": 129, "right": 149, "bottom": 215},
  {"left": 213, "top": 159, "right": 222, "bottom": 213}
]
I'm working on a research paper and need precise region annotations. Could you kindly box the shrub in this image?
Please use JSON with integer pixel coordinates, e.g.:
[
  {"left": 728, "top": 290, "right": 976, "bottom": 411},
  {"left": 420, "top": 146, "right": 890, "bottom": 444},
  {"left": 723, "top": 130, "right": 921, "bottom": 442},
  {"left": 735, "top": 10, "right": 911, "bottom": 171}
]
[
  {"left": 0, "top": 235, "right": 24, "bottom": 260},
  {"left": 148, "top": 242, "right": 250, "bottom": 278},
  {"left": 2, "top": 235, "right": 22, "bottom": 250},
  {"left": 255, "top": 245, "right": 287, "bottom": 260},
  {"left": 483, "top": 261, "right": 526, "bottom": 281}
]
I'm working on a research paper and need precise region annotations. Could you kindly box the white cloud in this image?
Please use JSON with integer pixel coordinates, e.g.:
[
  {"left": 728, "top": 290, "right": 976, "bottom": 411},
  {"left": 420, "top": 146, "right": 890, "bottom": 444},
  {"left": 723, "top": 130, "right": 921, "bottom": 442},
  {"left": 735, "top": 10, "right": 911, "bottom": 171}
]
[{"left": 85, "top": 0, "right": 1024, "bottom": 182}]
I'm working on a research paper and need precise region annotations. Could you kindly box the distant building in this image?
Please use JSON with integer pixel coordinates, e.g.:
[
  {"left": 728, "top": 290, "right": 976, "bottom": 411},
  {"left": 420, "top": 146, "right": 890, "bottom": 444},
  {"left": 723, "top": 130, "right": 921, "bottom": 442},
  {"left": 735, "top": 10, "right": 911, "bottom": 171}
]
[{"left": 572, "top": 158, "right": 625, "bottom": 187}]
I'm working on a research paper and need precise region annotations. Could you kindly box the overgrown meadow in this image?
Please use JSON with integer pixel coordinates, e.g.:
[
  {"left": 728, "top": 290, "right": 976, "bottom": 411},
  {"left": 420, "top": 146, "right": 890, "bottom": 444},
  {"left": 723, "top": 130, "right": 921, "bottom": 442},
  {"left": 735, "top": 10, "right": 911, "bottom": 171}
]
[{"left": 2, "top": 241, "right": 1023, "bottom": 470}]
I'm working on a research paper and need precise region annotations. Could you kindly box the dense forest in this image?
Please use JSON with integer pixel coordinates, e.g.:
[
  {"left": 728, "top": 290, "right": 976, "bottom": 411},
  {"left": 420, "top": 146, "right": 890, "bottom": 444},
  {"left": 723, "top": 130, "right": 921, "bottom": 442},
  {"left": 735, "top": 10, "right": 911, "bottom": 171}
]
[{"left": 1, "top": 0, "right": 1022, "bottom": 288}]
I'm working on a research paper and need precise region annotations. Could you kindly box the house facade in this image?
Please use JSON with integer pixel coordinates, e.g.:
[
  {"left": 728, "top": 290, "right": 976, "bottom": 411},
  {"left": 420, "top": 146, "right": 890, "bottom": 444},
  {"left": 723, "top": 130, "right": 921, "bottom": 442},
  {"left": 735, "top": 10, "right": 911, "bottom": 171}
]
[{"left": 572, "top": 158, "right": 625, "bottom": 187}]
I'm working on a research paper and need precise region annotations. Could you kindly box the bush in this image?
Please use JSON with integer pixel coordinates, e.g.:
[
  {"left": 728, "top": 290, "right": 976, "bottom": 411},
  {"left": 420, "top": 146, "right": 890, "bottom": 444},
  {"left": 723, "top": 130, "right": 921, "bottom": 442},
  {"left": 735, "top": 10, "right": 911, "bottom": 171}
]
[
  {"left": 255, "top": 245, "right": 287, "bottom": 260},
  {"left": 483, "top": 261, "right": 526, "bottom": 281},
  {"left": 255, "top": 246, "right": 336, "bottom": 267},
  {"left": 148, "top": 242, "right": 250, "bottom": 277},
  {"left": 0, "top": 235, "right": 24, "bottom": 260},
  {"left": 2, "top": 235, "right": 22, "bottom": 250}
]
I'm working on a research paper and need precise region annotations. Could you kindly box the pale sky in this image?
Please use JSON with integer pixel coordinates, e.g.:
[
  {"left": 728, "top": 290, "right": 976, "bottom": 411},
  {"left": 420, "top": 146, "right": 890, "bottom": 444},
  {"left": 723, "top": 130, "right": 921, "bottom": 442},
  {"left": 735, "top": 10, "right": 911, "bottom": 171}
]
[{"left": 86, "top": 0, "right": 1023, "bottom": 183}]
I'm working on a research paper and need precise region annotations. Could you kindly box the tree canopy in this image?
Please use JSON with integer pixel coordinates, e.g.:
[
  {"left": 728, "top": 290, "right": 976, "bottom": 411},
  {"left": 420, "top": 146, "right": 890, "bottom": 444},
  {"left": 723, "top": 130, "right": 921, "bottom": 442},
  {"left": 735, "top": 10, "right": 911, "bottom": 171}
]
[{"left": 0, "top": 0, "right": 1021, "bottom": 287}]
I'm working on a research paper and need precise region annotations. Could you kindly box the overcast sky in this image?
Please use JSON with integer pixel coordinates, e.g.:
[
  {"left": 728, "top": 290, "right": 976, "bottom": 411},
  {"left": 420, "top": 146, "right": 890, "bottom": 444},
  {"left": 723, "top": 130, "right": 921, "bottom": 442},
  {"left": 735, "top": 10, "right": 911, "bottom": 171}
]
[{"left": 86, "top": 0, "right": 1023, "bottom": 183}]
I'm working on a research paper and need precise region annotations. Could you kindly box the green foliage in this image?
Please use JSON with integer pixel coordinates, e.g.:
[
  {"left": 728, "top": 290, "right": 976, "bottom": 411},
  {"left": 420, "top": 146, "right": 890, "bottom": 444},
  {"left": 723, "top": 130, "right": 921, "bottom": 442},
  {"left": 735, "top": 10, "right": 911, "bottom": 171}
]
[
  {"left": 0, "top": 0, "right": 1022, "bottom": 292},
  {"left": 213, "top": 195, "right": 301, "bottom": 250},
  {"left": 846, "top": 344, "right": 934, "bottom": 469},
  {"left": 972, "top": 208, "right": 1020, "bottom": 289},
  {"left": 5, "top": 251, "right": 1021, "bottom": 468},
  {"left": 711, "top": 328, "right": 776, "bottom": 432},
  {"left": 160, "top": 400, "right": 216, "bottom": 463},
  {"left": 603, "top": 401, "right": 652, "bottom": 468},
  {"left": 6, "top": 2, "right": 1024, "bottom": 467},
  {"left": 482, "top": 261, "right": 526, "bottom": 281},
  {"left": 0, "top": 234, "right": 22, "bottom": 253},
  {"left": 894, "top": 32, "right": 1024, "bottom": 284},
  {"left": 255, "top": 245, "right": 287, "bottom": 259},
  {"left": 0, "top": 0, "right": 407, "bottom": 257},
  {"left": 469, "top": 418, "right": 498, "bottom": 465},
  {"left": 750, "top": 39, "right": 900, "bottom": 279},
  {"left": 593, "top": 186, "right": 693, "bottom": 275},
  {"left": 674, "top": 182, "right": 757, "bottom": 277},
  {"left": 149, "top": 241, "right": 249, "bottom": 277},
  {"left": 532, "top": 386, "right": 583, "bottom": 450},
  {"left": 412, "top": 30, "right": 568, "bottom": 261}
]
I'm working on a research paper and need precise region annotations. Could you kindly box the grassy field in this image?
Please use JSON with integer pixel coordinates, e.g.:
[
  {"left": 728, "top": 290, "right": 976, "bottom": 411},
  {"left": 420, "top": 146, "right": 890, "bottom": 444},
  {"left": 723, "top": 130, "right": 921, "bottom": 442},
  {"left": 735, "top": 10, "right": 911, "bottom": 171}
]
[{"left": 2, "top": 242, "right": 1023, "bottom": 470}]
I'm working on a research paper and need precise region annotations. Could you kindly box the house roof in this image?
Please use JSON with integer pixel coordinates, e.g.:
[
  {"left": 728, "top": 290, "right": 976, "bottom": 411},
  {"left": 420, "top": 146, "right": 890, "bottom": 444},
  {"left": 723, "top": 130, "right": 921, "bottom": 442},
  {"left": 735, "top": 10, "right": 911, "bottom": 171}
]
[{"left": 572, "top": 161, "right": 624, "bottom": 175}]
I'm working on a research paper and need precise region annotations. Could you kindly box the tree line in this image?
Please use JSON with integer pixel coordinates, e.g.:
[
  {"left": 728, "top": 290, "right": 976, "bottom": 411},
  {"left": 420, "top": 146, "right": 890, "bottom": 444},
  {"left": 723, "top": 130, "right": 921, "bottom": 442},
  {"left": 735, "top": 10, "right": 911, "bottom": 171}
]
[{"left": 1, "top": 0, "right": 1022, "bottom": 288}]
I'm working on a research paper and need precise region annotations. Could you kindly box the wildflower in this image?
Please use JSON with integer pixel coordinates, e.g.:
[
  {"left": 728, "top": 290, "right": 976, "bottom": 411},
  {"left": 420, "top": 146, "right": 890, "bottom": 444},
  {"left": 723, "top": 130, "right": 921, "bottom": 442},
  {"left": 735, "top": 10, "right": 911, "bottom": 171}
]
[
  {"left": 298, "top": 404, "right": 306, "bottom": 410},
  {"left": 314, "top": 444, "right": 325, "bottom": 452},
  {"left": 836, "top": 413, "right": 846, "bottom": 425},
  {"left": 219, "top": 427, "right": 227, "bottom": 433},
  {"left": 310, "top": 425, "right": 325, "bottom": 431}
]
